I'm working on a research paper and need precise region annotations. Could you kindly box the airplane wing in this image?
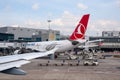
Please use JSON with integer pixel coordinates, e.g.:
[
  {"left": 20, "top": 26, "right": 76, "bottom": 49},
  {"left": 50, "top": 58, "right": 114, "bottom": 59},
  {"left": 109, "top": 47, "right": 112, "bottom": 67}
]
[
  {"left": 0, "top": 48, "right": 58, "bottom": 75},
  {"left": 87, "top": 39, "right": 103, "bottom": 43},
  {"left": 78, "top": 45, "right": 100, "bottom": 48},
  {"left": 78, "top": 39, "right": 104, "bottom": 49}
]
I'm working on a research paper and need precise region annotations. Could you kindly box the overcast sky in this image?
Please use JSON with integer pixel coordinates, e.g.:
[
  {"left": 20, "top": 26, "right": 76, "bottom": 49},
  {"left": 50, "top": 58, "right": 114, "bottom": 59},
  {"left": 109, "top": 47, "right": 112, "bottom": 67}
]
[{"left": 0, "top": 0, "right": 120, "bottom": 36}]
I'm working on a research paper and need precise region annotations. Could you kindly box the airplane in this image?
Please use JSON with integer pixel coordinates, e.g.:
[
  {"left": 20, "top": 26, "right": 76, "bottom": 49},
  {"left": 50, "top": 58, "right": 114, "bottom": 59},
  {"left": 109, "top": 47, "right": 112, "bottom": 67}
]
[
  {"left": 25, "top": 14, "right": 90, "bottom": 54},
  {"left": 78, "top": 39, "right": 103, "bottom": 49},
  {"left": 0, "top": 48, "right": 57, "bottom": 75}
]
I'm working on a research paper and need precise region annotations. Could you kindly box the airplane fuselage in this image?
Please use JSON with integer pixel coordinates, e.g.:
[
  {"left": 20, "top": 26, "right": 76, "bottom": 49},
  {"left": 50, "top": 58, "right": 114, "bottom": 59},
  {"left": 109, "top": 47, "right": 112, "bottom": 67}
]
[{"left": 26, "top": 40, "right": 79, "bottom": 53}]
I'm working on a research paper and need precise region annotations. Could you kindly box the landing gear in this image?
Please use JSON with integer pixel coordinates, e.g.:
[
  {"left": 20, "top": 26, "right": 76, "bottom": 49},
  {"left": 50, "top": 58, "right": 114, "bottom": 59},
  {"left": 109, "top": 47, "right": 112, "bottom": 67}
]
[{"left": 54, "top": 55, "right": 58, "bottom": 59}]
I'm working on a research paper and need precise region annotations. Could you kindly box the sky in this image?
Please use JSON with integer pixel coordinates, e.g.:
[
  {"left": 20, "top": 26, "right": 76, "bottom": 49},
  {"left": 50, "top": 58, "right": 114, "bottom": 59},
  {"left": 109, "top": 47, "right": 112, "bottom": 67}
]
[{"left": 0, "top": 0, "right": 120, "bottom": 36}]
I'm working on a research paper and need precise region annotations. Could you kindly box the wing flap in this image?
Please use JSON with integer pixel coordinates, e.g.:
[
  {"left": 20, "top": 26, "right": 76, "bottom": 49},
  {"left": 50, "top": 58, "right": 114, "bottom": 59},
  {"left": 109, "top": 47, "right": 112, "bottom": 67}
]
[
  {"left": 0, "top": 59, "right": 30, "bottom": 71},
  {"left": 1, "top": 67, "right": 27, "bottom": 75}
]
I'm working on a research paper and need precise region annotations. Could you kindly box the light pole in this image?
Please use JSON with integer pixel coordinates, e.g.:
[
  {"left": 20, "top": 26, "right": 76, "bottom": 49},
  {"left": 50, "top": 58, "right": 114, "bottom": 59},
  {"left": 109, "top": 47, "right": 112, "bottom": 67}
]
[
  {"left": 47, "top": 20, "right": 51, "bottom": 30},
  {"left": 47, "top": 19, "right": 52, "bottom": 41},
  {"left": 47, "top": 19, "right": 54, "bottom": 59}
]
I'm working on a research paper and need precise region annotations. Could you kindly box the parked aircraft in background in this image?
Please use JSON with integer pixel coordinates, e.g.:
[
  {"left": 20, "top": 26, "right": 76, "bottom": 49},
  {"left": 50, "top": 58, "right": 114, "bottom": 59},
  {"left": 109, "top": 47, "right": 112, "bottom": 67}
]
[
  {"left": 26, "top": 14, "right": 90, "bottom": 53},
  {"left": 78, "top": 39, "right": 103, "bottom": 49},
  {"left": 0, "top": 48, "right": 57, "bottom": 75}
]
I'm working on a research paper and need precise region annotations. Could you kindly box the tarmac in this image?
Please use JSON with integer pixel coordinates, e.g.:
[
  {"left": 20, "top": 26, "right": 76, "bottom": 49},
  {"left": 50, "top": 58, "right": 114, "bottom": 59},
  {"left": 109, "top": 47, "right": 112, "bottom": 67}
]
[{"left": 0, "top": 56, "right": 120, "bottom": 80}]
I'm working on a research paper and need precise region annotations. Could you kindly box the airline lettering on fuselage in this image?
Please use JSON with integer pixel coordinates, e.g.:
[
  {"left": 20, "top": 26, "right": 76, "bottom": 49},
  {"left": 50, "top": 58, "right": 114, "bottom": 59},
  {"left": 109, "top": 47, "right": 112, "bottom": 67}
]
[
  {"left": 46, "top": 43, "right": 57, "bottom": 51},
  {"left": 26, "top": 43, "right": 35, "bottom": 46}
]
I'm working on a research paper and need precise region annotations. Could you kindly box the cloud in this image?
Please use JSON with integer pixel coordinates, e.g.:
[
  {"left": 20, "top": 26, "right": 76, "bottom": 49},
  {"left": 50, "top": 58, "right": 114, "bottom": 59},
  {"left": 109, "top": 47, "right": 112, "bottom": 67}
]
[
  {"left": 77, "top": 3, "right": 88, "bottom": 10},
  {"left": 23, "top": 11, "right": 93, "bottom": 36},
  {"left": 25, "top": 19, "right": 42, "bottom": 27},
  {"left": 48, "top": 11, "right": 80, "bottom": 35},
  {"left": 24, "top": 11, "right": 79, "bottom": 35},
  {"left": 62, "top": 11, "right": 77, "bottom": 19},
  {"left": 87, "top": 20, "right": 120, "bottom": 36},
  {"left": 24, "top": 11, "right": 120, "bottom": 36},
  {"left": 116, "top": 0, "right": 120, "bottom": 7},
  {"left": 47, "top": 11, "right": 77, "bottom": 29},
  {"left": 51, "top": 19, "right": 64, "bottom": 27},
  {"left": 11, "top": 24, "right": 20, "bottom": 27},
  {"left": 0, "top": 24, "right": 6, "bottom": 27},
  {"left": 32, "top": 3, "right": 40, "bottom": 10},
  {"left": 5, "top": 5, "right": 11, "bottom": 10}
]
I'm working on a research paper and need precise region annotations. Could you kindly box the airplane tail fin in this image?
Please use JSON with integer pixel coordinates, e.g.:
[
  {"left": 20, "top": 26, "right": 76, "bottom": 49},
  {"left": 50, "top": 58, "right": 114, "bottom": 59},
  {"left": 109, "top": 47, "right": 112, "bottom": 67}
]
[{"left": 70, "top": 14, "right": 90, "bottom": 40}]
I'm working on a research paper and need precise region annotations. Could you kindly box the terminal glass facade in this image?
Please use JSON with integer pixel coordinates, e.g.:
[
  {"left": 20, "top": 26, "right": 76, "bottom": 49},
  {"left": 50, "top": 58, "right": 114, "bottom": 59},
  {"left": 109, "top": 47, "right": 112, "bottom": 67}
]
[{"left": 0, "top": 33, "right": 14, "bottom": 41}]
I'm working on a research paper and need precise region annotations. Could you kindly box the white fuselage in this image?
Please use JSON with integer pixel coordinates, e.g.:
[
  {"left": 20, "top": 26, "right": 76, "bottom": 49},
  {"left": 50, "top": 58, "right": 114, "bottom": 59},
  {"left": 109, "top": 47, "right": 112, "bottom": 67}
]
[{"left": 26, "top": 40, "right": 83, "bottom": 53}]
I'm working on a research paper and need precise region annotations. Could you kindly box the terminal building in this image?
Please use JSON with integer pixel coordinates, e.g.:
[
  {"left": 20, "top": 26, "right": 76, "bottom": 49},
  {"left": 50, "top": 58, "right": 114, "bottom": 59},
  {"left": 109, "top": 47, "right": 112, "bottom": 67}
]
[
  {"left": 0, "top": 26, "right": 60, "bottom": 42},
  {"left": 0, "top": 33, "right": 14, "bottom": 41},
  {"left": 89, "top": 31, "right": 120, "bottom": 51}
]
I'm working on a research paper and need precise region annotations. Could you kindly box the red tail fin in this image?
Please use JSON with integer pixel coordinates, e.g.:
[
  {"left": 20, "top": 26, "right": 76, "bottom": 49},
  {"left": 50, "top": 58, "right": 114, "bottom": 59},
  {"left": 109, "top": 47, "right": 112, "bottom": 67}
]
[{"left": 70, "top": 14, "right": 90, "bottom": 40}]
